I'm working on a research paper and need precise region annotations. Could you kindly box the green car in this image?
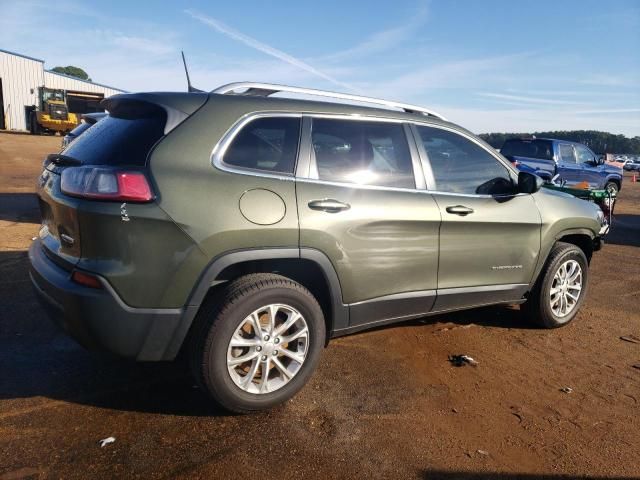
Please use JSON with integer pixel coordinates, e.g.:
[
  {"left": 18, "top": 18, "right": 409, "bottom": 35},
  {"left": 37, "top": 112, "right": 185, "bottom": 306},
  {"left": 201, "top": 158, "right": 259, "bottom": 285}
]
[{"left": 29, "top": 82, "right": 607, "bottom": 412}]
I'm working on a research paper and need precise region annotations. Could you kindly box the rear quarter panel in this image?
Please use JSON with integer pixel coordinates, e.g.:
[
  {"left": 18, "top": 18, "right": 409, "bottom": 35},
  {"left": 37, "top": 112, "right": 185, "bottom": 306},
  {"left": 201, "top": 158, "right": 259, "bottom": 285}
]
[
  {"left": 147, "top": 97, "right": 300, "bottom": 308},
  {"left": 76, "top": 201, "right": 208, "bottom": 309}
]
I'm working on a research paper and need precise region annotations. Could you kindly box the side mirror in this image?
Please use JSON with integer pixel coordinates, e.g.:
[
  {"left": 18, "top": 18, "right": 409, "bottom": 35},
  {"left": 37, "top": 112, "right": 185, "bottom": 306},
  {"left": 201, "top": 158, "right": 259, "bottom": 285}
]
[
  {"left": 518, "top": 171, "right": 544, "bottom": 194},
  {"left": 597, "top": 157, "right": 605, "bottom": 165}
]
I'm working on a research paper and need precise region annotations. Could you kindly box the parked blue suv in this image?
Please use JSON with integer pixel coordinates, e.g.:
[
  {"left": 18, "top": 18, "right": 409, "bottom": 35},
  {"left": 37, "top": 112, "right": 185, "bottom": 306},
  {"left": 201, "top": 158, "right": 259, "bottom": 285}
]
[{"left": 500, "top": 137, "right": 622, "bottom": 196}]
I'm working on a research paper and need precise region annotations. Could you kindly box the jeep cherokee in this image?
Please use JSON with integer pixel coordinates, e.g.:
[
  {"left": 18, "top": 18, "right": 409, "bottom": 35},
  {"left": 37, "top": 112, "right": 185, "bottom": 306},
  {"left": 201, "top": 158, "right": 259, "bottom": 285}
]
[{"left": 29, "top": 82, "right": 608, "bottom": 413}]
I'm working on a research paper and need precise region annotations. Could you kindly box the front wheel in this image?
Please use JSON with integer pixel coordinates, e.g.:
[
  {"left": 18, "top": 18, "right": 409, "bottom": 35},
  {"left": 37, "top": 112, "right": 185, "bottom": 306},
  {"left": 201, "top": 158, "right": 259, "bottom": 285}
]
[
  {"left": 522, "top": 242, "right": 589, "bottom": 328},
  {"left": 189, "top": 273, "right": 325, "bottom": 413}
]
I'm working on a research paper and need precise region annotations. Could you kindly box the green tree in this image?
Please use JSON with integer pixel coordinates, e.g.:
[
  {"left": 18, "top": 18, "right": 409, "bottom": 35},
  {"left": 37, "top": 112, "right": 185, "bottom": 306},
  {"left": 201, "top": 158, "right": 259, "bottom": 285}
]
[{"left": 51, "top": 66, "right": 91, "bottom": 81}]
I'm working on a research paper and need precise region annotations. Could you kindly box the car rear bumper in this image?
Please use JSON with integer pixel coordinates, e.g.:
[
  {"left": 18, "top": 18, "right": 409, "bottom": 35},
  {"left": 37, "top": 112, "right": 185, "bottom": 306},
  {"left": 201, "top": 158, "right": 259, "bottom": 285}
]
[{"left": 29, "top": 239, "right": 193, "bottom": 361}]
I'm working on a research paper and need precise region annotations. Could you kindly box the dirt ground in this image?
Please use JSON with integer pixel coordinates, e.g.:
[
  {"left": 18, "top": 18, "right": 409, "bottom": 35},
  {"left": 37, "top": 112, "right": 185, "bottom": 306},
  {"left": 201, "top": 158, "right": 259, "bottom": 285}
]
[{"left": 1, "top": 132, "right": 639, "bottom": 480}]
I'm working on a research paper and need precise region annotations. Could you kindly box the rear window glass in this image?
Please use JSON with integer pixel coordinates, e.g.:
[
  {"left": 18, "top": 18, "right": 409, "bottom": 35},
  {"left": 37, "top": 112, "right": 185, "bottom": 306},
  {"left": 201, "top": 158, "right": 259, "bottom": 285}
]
[
  {"left": 500, "top": 139, "right": 553, "bottom": 160},
  {"left": 62, "top": 108, "right": 166, "bottom": 166}
]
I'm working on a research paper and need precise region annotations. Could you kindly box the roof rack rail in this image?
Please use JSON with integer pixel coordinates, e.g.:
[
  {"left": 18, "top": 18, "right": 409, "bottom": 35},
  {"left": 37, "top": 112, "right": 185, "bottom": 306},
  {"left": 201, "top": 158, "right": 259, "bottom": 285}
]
[{"left": 211, "top": 82, "right": 447, "bottom": 121}]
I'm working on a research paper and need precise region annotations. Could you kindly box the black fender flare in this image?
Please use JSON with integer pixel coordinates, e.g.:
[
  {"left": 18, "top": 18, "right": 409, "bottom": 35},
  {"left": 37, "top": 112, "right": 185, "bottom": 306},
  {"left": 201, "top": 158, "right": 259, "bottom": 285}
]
[
  {"left": 604, "top": 175, "right": 622, "bottom": 190},
  {"left": 529, "top": 228, "right": 597, "bottom": 287},
  {"left": 164, "top": 248, "right": 348, "bottom": 358}
]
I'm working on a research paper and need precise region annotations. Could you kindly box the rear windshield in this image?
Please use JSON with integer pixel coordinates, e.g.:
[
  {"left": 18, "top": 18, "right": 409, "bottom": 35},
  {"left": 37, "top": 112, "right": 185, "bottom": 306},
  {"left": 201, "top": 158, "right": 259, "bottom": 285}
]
[
  {"left": 62, "top": 104, "right": 166, "bottom": 166},
  {"left": 500, "top": 139, "right": 554, "bottom": 161}
]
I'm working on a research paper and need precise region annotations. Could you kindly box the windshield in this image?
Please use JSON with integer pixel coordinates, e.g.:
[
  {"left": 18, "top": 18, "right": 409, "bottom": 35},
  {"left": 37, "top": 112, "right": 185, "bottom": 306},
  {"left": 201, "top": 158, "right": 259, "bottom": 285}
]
[
  {"left": 501, "top": 139, "right": 554, "bottom": 160},
  {"left": 43, "top": 89, "right": 64, "bottom": 102}
]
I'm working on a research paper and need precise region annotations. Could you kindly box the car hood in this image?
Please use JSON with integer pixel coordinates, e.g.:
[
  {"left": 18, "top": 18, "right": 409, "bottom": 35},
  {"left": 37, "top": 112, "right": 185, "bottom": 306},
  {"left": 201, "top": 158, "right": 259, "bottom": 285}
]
[{"left": 537, "top": 185, "right": 575, "bottom": 200}]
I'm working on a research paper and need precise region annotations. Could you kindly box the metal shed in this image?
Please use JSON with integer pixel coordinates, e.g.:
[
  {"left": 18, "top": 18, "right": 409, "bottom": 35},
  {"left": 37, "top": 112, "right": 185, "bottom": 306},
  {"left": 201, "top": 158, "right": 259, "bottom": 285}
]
[{"left": 0, "top": 49, "right": 124, "bottom": 131}]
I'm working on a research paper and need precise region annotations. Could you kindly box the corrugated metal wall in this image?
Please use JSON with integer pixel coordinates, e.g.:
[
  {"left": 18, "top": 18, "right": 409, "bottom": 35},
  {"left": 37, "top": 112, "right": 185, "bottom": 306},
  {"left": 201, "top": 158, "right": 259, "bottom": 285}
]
[
  {"left": 0, "top": 50, "right": 124, "bottom": 131},
  {"left": 44, "top": 71, "right": 123, "bottom": 98},
  {"left": 0, "top": 50, "right": 43, "bottom": 131}
]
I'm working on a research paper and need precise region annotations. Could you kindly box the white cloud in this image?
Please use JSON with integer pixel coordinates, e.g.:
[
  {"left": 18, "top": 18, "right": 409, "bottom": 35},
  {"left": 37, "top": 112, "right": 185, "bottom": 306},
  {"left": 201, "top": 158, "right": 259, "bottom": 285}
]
[
  {"left": 110, "top": 33, "right": 177, "bottom": 56},
  {"left": 360, "top": 52, "right": 534, "bottom": 98},
  {"left": 320, "top": 3, "right": 429, "bottom": 62},
  {"left": 580, "top": 74, "right": 640, "bottom": 88},
  {"left": 573, "top": 108, "right": 640, "bottom": 115},
  {"left": 478, "top": 92, "right": 586, "bottom": 106},
  {"left": 185, "top": 9, "right": 357, "bottom": 92}
]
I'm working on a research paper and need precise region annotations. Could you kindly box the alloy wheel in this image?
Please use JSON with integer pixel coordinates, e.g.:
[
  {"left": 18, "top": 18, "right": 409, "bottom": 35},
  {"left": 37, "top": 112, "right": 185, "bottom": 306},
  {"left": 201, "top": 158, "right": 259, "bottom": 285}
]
[
  {"left": 227, "top": 304, "right": 309, "bottom": 394},
  {"left": 549, "top": 259, "right": 583, "bottom": 319}
]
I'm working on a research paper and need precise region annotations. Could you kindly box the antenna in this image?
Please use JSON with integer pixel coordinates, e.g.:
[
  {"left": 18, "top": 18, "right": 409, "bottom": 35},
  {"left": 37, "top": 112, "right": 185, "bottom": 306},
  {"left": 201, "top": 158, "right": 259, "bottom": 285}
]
[{"left": 181, "top": 51, "right": 203, "bottom": 93}]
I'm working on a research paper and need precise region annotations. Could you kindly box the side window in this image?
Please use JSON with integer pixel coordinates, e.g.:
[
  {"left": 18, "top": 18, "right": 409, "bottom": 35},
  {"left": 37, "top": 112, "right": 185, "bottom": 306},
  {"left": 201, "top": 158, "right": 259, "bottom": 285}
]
[
  {"left": 575, "top": 145, "right": 595, "bottom": 164},
  {"left": 415, "top": 126, "right": 514, "bottom": 195},
  {"left": 311, "top": 119, "right": 415, "bottom": 189},
  {"left": 559, "top": 144, "right": 577, "bottom": 164},
  {"left": 223, "top": 117, "right": 301, "bottom": 174}
]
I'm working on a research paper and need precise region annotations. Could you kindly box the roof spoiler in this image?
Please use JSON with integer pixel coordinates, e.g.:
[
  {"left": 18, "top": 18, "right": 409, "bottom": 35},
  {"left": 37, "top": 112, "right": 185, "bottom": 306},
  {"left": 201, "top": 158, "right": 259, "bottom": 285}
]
[{"left": 101, "top": 92, "right": 207, "bottom": 134}]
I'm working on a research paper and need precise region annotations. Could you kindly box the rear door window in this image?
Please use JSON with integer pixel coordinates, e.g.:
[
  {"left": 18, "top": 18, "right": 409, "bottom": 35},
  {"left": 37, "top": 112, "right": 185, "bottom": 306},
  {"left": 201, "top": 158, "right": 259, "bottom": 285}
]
[
  {"left": 310, "top": 118, "right": 415, "bottom": 189},
  {"left": 223, "top": 117, "right": 301, "bottom": 175}
]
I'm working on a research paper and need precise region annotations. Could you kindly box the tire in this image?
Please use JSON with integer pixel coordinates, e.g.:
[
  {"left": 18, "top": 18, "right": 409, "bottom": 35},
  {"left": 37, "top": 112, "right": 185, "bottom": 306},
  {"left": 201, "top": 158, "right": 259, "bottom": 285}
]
[
  {"left": 604, "top": 181, "right": 618, "bottom": 196},
  {"left": 522, "top": 242, "right": 589, "bottom": 328},
  {"left": 603, "top": 181, "right": 618, "bottom": 213},
  {"left": 189, "top": 273, "right": 325, "bottom": 413}
]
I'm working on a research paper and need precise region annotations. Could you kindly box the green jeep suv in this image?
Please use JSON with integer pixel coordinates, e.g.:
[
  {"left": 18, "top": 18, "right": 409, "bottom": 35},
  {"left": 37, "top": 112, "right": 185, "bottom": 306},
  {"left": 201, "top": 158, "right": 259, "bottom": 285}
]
[{"left": 29, "top": 82, "right": 607, "bottom": 412}]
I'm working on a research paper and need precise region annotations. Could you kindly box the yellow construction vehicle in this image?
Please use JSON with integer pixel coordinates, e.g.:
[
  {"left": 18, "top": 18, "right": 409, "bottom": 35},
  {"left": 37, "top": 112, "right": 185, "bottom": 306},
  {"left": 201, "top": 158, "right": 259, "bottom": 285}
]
[{"left": 29, "top": 88, "right": 79, "bottom": 135}]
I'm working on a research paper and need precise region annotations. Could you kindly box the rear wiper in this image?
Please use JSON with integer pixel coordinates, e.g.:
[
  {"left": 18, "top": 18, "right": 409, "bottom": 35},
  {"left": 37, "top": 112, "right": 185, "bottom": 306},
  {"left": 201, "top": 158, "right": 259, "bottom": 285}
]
[{"left": 46, "top": 153, "right": 82, "bottom": 166}]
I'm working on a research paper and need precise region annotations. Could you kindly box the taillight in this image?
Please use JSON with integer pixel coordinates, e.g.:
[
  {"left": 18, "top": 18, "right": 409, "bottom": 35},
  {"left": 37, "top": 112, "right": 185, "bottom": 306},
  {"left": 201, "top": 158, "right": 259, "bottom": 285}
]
[
  {"left": 71, "top": 270, "right": 103, "bottom": 289},
  {"left": 61, "top": 166, "right": 153, "bottom": 202}
]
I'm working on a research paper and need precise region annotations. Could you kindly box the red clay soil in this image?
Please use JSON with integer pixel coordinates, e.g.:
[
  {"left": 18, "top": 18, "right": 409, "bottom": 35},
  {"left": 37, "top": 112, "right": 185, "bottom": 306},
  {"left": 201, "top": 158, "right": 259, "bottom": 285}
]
[{"left": 1, "top": 132, "right": 639, "bottom": 479}]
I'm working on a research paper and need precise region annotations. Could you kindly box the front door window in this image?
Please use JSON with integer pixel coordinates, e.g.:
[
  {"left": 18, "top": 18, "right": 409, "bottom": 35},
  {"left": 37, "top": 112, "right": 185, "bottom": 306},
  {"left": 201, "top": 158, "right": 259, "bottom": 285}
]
[{"left": 559, "top": 144, "right": 577, "bottom": 164}]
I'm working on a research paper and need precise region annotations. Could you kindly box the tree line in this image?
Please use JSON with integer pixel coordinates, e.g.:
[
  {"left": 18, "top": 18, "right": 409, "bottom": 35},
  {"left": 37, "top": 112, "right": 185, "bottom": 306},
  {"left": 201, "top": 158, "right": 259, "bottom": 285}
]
[
  {"left": 479, "top": 130, "right": 640, "bottom": 154},
  {"left": 51, "top": 66, "right": 91, "bottom": 82}
]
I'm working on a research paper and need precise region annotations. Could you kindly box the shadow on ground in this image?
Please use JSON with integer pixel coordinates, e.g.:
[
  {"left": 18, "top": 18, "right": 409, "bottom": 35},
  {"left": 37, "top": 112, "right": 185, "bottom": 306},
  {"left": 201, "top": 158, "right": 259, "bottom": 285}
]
[
  {"left": 608, "top": 213, "right": 640, "bottom": 248},
  {"left": 0, "top": 192, "right": 40, "bottom": 223},
  {"left": 421, "top": 471, "right": 638, "bottom": 480},
  {"left": 0, "top": 248, "right": 229, "bottom": 418},
  {"left": 352, "top": 304, "right": 536, "bottom": 341},
  {"left": 0, "top": 247, "right": 536, "bottom": 419}
]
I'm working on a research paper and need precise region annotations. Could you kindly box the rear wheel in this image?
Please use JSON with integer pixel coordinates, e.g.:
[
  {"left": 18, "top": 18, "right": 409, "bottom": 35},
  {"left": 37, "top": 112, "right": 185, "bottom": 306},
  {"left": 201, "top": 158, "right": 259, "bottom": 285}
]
[
  {"left": 189, "top": 273, "right": 325, "bottom": 413},
  {"left": 604, "top": 181, "right": 618, "bottom": 197},
  {"left": 522, "top": 242, "right": 588, "bottom": 328},
  {"left": 603, "top": 182, "right": 618, "bottom": 212}
]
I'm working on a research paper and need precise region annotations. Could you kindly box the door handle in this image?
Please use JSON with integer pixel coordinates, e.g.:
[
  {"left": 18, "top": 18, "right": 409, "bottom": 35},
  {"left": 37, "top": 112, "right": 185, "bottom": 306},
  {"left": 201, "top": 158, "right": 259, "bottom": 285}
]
[
  {"left": 446, "top": 205, "right": 474, "bottom": 216},
  {"left": 308, "top": 199, "right": 351, "bottom": 213}
]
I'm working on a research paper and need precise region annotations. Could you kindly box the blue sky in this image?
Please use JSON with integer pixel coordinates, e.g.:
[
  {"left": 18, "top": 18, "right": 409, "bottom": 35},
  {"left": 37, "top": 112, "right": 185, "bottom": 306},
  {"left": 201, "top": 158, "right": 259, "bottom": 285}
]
[{"left": 1, "top": 0, "right": 639, "bottom": 135}]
